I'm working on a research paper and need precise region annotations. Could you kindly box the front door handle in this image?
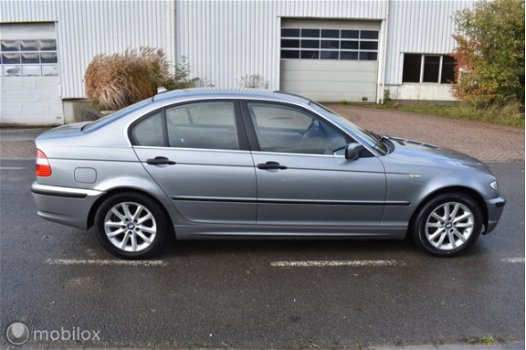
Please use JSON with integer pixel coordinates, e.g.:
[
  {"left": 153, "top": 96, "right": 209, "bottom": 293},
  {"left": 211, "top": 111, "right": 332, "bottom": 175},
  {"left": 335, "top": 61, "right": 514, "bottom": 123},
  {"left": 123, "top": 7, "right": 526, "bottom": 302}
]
[
  {"left": 146, "top": 156, "right": 176, "bottom": 165},
  {"left": 257, "top": 161, "right": 287, "bottom": 170}
]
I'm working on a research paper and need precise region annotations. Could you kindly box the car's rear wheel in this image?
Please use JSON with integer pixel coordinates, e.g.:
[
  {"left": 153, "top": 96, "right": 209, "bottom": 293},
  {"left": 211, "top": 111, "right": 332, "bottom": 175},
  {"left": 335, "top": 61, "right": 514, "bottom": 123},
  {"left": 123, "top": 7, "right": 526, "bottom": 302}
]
[
  {"left": 412, "top": 193, "right": 483, "bottom": 256},
  {"left": 94, "top": 192, "right": 169, "bottom": 259}
]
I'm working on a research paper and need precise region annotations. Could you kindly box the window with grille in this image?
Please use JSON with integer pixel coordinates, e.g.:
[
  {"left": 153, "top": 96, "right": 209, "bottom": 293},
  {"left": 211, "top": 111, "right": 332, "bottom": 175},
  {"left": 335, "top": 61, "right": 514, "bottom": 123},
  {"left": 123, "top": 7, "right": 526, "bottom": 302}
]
[
  {"left": 280, "top": 28, "right": 379, "bottom": 61},
  {"left": 402, "top": 54, "right": 456, "bottom": 84},
  {"left": 1, "top": 39, "right": 58, "bottom": 77}
]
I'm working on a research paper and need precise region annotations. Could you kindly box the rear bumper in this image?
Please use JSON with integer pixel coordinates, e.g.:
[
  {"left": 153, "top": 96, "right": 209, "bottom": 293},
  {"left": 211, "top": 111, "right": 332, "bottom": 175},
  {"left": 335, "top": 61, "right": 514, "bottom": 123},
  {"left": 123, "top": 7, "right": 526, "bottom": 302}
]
[
  {"left": 31, "top": 182, "right": 104, "bottom": 229},
  {"left": 483, "top": 196, "right": 506, "bottom": 235}
]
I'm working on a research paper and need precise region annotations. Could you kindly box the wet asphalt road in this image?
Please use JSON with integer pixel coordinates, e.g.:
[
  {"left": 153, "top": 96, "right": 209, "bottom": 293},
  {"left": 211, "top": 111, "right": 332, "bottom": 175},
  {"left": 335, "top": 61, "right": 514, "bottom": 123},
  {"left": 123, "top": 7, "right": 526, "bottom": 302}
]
[{"left": 0, "top": 159, "right": 524, "bottom": 349}]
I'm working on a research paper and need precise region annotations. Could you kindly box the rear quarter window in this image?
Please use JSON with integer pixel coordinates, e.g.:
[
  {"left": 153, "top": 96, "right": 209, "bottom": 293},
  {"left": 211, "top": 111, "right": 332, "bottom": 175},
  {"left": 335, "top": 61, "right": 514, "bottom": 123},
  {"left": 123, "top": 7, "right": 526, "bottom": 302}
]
[{"left": 131, "top": 111, "right": 164, "bottom": 147}]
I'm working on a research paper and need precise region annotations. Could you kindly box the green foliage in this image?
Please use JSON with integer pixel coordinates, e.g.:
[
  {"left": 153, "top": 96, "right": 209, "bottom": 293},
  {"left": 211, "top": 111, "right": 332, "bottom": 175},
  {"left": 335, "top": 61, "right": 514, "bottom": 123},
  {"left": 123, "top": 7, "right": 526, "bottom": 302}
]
[
  {"left": 465, "top": 335, "right": 496, "bottom": 345},
  {"left": 84, "top": 48, "right": 197, "bottom": 111},
  {"left": 164, "top": 56, "right": 200, "bottom": 90},
  {"left": 452, "top": 0, "right": 525, "bottom": 108}
]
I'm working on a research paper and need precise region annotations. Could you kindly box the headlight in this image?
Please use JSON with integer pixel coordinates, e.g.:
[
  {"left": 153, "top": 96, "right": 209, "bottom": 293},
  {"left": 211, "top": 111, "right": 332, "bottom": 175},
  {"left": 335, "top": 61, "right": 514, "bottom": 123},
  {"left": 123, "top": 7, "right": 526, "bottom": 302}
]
[{"left": 490, "top": 180, "right": 499, "bottom": 191}]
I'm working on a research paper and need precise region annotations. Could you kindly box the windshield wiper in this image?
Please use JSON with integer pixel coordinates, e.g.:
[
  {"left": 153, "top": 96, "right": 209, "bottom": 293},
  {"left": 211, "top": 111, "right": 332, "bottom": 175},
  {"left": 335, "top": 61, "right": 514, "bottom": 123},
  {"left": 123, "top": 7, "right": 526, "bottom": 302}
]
[{"left": 385, "top": 136, "right": 405, "bottom": 145}]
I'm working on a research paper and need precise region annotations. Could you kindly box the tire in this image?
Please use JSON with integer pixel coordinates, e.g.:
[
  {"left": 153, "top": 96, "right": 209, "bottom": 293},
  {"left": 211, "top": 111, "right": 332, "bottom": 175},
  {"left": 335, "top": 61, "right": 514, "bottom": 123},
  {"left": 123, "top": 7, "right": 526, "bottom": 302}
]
[
  {"left": 412, "top": 192, "right": 483, "bottom": 256},
  {"left": 94, "top": 192, "right": 170, "bottom": 259}
]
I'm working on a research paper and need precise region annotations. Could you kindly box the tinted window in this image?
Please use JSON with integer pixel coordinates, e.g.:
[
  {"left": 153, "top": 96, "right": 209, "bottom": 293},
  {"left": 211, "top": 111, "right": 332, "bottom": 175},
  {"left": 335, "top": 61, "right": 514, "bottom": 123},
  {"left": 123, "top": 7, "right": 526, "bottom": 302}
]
[
  {"left": 281, "top": 50, "right": 300, "bottom": 59},
  {"left": 320, "top": 51, "right": 338, "bottom": 59},
  {"left": 281, "top": 28, "right": 300, "bottom": 37},
  {"left": 423, "top": 55, "right": 441, "bottom": 82},
  {"left": 281, "top": 39, "right": 300, "bottom": 48},
  {"left": 441, "top": 55, "right": 456, "bottom": 84},
  {"left": 280, "top": 27, "right": 378, "bottom": 62},
  {"left": 321, "top": 40, "right": 339, "bottom": 49},
  {"left": 321, "top": 29, "right": 339, "bottom": 38},
  {"left": 341, "top": 41, "right": 358, "bottom": 50},
  {"left": 301, "top": 40, "right": 319, "bottom": 48},
  {"left": 248, "top": 103, "right": 347, "bottom": 155},
  {"left": 301, "top": 29, "right": 320, "bottom": 38},
  {"left": 360, "top": 41, "right": 378, "bottom": 50},
  {"left": 360, "top": 30, "right": 379, "bottom": 39},
  {"left": 300, "top": 50, "right": 319, "bottom": 59},
  {"left": 341, "top": 30, "right": 359, "bottom": 39},
  {"left": 341, "top": 51, "right": 358, "bottom": 60},
  {"left": 402, "top": 54, "right": 422, "bottom": 83},
  {"left": 359, "top": 52, "right": 377, "bottom": 60},
  {"left": 132, "top": 112, "right": 164, "bottom": 147},
  {"left": 166, "top": 102, "right": 239, "bottom": 150}
]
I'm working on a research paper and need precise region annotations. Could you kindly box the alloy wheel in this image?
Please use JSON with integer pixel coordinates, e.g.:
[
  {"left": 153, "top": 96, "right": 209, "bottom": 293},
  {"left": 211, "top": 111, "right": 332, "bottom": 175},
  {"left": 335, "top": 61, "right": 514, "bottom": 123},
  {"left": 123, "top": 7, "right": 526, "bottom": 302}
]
[
  {"left": 424, "top": 201, "right": 474, "bottom": 251},
  {"left": 103, "top": 202, "right": 157, "bottom": 252}
]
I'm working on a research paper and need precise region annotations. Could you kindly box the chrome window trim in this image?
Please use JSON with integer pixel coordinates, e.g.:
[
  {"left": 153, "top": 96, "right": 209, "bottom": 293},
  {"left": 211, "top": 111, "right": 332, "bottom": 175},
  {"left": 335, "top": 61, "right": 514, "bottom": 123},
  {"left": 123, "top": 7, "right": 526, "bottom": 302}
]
[
  {"left": 122, "top": 95, "right": 379, "bottom": 157},
  {"left": 132, "top": 145, "right": 251, "bottom": 154},
  {"left": 251, "top": 151, "right": 345, "bottom": 158}
]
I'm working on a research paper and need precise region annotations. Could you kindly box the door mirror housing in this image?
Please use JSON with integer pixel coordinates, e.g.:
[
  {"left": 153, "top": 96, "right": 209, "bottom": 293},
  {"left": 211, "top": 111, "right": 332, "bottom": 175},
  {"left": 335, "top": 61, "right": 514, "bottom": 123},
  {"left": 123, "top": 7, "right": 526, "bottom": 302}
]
[{"left": 345, "top": 143, "right": 364, "bottom": 161}]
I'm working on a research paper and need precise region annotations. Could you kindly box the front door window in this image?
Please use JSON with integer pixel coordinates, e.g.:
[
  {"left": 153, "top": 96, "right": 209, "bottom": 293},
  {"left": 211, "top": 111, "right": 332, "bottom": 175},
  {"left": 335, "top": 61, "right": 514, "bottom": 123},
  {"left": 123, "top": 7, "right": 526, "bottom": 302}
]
[{"left": 246, "top": 102, "right": 348, "bottom": 155}]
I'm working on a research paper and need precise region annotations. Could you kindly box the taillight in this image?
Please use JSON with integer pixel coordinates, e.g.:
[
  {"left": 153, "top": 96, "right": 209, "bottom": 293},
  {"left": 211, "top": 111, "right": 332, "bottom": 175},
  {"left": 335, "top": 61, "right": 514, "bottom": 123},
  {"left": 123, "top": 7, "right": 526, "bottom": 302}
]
[{"left": 36, "top": 149, "right": 52, "bottom": 177}]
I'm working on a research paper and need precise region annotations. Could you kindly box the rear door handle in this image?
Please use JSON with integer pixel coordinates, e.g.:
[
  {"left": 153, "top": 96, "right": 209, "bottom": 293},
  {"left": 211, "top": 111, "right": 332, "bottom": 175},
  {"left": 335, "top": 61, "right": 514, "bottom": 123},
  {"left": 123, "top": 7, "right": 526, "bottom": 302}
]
[
  {"left": 146, "top": 156, "right": 176, "bottom": 165},
  {"left": 257, "top": 161, "right": 287, "bottom": 170}
]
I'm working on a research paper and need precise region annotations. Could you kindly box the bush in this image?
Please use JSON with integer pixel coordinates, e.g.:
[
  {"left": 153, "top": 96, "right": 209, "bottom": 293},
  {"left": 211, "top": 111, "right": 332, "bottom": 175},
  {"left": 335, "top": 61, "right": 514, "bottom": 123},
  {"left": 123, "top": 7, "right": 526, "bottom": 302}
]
[
  {"left": 85, "top": 48, "right": 196, "bottom": 110},
  {"left": 239, "top": 74, "right": 268, "bottom": 89},
  {"left": 452, "top": 0, "right": 525, "bottom": 108}
]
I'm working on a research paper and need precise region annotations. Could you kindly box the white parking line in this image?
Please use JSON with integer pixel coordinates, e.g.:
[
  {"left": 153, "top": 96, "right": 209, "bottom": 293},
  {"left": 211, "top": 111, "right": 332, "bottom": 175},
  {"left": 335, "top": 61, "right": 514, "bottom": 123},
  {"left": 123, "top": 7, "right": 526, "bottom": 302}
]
[
  {"left": 45, "top": 258, "right": 168, "bottom": 267},
  {"left": 271, "top": 260, "right": 406, "bottom": 267},
  {"left": 500, "top": 257, "right": 525, "bottom": 264}
]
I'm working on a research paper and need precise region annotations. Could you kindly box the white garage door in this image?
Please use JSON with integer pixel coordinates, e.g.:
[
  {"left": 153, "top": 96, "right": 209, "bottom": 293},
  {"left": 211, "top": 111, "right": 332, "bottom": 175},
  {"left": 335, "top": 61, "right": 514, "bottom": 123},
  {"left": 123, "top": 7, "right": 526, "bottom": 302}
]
[
  {"left": 280, "top": 19, "right": 380, "bottom": 102},
  {"left": 0, "top": 23, "right": 62, "bottom": 126}
]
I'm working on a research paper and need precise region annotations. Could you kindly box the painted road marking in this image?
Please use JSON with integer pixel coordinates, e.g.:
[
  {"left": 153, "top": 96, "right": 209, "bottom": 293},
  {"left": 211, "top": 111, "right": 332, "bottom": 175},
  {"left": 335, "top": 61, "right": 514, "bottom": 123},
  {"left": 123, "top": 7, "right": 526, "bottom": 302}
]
[
  {"left": 271, "top": 260, "right": 406, "bottom": 267},
  {"left": 45, "top": 258, "right": 168, "bottom": 267},
  {"left": 45, "top": 257, "right": 524, "bottom": 268},
  {"left": 0, "top": 167, "right": 27, "bottom": 170}
]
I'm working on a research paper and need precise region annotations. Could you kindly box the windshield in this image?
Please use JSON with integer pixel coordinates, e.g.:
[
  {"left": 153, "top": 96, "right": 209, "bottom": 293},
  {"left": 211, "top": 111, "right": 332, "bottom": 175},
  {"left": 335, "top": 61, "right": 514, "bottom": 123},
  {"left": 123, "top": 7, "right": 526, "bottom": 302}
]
[
  {"left": 82, "top": 98, "right": 152, "bottom": 132},
  {"left": 309, "top": 102, "right": 389, "bottom": 155}
]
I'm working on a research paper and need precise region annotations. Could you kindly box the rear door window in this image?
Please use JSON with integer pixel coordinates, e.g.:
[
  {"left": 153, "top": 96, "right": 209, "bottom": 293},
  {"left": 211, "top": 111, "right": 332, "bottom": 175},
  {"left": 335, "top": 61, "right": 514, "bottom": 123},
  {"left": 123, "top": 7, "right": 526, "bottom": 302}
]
[{"left": 165, "top": 101, "right": 240, "bottom": 150}]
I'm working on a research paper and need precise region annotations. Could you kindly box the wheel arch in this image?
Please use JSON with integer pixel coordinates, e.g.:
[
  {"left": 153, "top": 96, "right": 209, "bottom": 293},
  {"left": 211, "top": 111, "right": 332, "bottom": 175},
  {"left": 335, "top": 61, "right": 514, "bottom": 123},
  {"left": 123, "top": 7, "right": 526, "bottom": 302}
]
[
  {"left": 407, "top": 186, "right": 488, "bottom": 237},
  {"left": 87, "top": 187, "right": 175, "bottom": 237}
]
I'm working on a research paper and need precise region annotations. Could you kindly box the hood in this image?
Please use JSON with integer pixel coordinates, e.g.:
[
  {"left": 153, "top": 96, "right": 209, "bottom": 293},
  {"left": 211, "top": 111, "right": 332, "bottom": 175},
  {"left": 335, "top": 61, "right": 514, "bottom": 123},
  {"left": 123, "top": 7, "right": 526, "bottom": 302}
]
[{"left": 385, "top": 136, "right": 491, "bottom": 173}]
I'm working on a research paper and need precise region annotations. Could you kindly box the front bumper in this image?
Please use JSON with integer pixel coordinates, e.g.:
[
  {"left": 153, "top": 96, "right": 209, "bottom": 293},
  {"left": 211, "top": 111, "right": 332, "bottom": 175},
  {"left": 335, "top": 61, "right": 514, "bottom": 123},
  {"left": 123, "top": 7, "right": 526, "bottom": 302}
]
[
  {"left": 483, "top": 196, "right": 506, "bottom": 235},
  {"left": 31, "top": 182, "right": 104, "bottom": 229}
]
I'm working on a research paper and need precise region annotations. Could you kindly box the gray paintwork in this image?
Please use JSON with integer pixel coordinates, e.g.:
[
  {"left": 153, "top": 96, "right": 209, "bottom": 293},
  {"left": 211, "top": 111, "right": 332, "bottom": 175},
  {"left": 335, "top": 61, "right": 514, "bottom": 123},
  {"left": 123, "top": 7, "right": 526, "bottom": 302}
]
[{"left": 31, "top": 88, "right": 505, "bottom": 241}]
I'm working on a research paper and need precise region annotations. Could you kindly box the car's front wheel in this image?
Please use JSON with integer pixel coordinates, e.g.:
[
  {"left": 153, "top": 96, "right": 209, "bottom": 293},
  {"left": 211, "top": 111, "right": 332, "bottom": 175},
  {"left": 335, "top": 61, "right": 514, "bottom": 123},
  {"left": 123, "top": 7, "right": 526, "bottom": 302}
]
[
  {"left": 94, "top": 192, "right": 169, "bottom": 259},
  {"left": 412, "top": 193, "right": 483, "bottom": 256}
]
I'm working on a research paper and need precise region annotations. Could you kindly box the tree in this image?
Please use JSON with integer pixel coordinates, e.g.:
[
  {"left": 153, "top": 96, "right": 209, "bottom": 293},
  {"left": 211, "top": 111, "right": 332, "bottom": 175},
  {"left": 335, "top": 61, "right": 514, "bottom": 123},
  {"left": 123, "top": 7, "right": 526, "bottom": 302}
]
[{"left": 452, "top": 0, "right": 525, "bottom": 108}]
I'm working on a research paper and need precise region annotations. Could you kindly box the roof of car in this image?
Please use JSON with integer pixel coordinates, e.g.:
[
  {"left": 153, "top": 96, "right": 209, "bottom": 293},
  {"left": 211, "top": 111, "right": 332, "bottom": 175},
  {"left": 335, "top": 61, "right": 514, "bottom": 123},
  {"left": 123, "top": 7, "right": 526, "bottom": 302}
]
[{"left": 152, "top": 88, "right": 311, "bottom": 105}]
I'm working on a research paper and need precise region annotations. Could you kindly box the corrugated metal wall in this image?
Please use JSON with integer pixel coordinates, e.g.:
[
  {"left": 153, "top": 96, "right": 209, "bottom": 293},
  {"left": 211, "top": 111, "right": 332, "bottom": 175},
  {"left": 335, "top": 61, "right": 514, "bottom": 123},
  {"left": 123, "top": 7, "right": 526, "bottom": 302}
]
[
  {"left": 176, "top": 1, "right": 387, "bottom": 90},
  {"left": 385, "top": 0, "right": 472, "bottom": 85},
  {"left": 1, "top": 0, "right": 474, "bottom": 98},
  {"left": 176, "top": 0, "right": 472, "bottom": 90},
  {"left": 0, "top": 0, "right": 175, "bottom": 98}
]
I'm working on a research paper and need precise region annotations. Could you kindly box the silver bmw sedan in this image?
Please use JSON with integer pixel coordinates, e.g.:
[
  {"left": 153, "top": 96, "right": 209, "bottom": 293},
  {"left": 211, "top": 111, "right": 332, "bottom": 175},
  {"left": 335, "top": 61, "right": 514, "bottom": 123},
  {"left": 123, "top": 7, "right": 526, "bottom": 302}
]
[{"left": 31, "top": 89, "right": 506, "bottom": 258}]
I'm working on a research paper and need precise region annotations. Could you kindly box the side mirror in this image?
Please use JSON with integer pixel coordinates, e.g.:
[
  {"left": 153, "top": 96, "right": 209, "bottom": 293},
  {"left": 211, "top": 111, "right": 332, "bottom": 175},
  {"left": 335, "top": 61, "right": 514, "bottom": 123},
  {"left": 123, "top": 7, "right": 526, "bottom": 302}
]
[{"left": 345, "top": 143, "right": 364, "bottom": 161}]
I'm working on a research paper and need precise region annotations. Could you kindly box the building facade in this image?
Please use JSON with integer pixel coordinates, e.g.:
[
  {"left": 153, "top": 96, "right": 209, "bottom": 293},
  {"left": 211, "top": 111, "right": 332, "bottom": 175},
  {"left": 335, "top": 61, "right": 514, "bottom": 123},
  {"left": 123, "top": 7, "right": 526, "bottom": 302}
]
[{"left": 0, "top": 0, "right": 472, "bottom": 126}]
